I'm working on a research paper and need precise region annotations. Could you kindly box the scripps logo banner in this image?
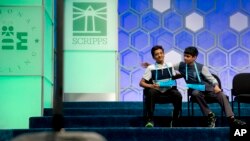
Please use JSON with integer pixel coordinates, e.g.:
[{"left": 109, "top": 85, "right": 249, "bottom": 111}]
[
  {"left": 64, "top": 0, "right": 117, "bottom": 51},
  {"left": 73, "top": 2, "right": 107, "bottom": 36}
]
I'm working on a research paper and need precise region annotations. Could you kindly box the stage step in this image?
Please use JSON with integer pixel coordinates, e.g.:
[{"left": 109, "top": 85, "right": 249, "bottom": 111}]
[
  {"left": 29, "top": 116, "right": 244, "bottom": 128},
  {"left": 44, "top": 102, "right": 250, "bottom": 116},
  {"left": 43, "top": 108, "right": 174, "bottom": 116},
  {"left": 63, "top": 102, "right": 143, "bottom": 108}
]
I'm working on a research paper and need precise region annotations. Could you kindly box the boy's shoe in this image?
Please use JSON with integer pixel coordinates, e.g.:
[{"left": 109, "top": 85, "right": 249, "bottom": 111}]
[
  {"left": 145, "top": 121, "right": 154, "bottom": 127},
  {"left": 230, "top": 118, "right": 247, "bottom": 128},
  {"left": 208, "top": 112, "right": 216, "bottom": 128}
]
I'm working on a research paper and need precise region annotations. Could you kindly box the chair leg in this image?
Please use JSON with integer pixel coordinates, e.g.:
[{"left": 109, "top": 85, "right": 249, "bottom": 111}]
[
  {"left": 238, "top": 102, "right": 240, "bottom": 117},
  {"left": 231, "top": 96, "right": 234, "bottom": 112},
  {"left": 143, "top": 102, "right": 146, "bottom": 118},
  {"left": 221, "top": 108, "right": 223, "bottom": 116},
  {"left": 143, "top": 94, "right": 147, "bottom": 118},
  {"left": 192, "top": 102, "right": 194, "bottom": 116},
  {"left": 221, "top": 107, "right": 224, "bottom": 123}
]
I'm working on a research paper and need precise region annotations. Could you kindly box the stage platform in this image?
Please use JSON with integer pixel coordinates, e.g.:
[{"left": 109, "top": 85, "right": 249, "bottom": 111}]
[{"left": 1, "top": 102, "right": 249, "bottom": 141}]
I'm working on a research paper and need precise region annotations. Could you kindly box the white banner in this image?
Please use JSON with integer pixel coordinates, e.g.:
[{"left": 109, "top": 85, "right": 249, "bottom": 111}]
[{"left": 64, "top": 0, "right": 118, "bottom": 51}]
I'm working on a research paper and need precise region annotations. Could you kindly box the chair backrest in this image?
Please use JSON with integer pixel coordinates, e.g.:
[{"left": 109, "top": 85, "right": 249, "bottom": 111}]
[{"left": 232, "top": 73, "right": 250, "bottom": 96}]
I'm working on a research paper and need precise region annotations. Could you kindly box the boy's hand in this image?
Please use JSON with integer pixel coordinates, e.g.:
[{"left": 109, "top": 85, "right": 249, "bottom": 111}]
[
  {"left": 150, "top": 83, "right": 160, "bottom": 89},
  {"left": 214, "top": 85, "right": 221, "bottom": 94},
  {"left": 141, "top": 62, "right": 150, "bottom": 68}
]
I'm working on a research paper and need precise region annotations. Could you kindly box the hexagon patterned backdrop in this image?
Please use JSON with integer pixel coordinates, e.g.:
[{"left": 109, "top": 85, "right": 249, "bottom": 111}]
[{"left": 118, "top": 0, "right": 250, "bottom": 101}]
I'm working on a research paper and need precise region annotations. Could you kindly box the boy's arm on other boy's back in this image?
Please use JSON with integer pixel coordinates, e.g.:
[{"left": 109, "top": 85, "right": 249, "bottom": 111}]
[{"left": 141, "top": 62, "right": 150, "bottom": 68}]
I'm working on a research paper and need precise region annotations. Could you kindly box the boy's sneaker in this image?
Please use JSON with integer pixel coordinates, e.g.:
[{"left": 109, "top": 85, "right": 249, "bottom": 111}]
[
  {"left": 145, "top": 121, "right": 154, "bottom": 127},
  {"left": 207, "top": 112, "right": 216, "bottom": 128},
  {"left": 230, "top": 118, "right": 247, "bottom": 128}
]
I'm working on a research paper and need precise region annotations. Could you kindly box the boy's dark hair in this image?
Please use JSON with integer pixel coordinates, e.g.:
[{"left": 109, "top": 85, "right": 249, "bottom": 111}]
[
  {"left": 151, "top": 45, "right": 164, "bottom": 58},
  {"left": 184, "top": 46, "right": 199, "bottom": 57}
]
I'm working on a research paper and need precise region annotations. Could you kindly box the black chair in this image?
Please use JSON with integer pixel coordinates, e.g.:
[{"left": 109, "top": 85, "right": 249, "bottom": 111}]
[
  {"left": 187, "top": 74, "right": 228, "bottom": 116},
  {"left": 231, "top": 73, "right": 250, "bottom": 117}
]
